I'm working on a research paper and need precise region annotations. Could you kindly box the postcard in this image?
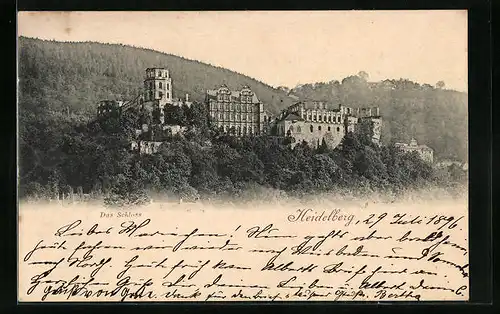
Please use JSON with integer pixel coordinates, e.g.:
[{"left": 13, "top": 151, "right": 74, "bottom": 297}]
[{"left": 17, "top": 11, "right": 469, "bottom": 302}]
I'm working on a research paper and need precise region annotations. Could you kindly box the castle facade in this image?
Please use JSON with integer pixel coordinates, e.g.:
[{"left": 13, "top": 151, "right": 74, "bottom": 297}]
[
  {"left": 395, "top": 138, "right": 434, "bottom": 163},
  {"left": 274, "top": 101, "right": 382, "bottom": 149},
  {"left": 206, "top": 85, "right": 272, "bottom": 136}
]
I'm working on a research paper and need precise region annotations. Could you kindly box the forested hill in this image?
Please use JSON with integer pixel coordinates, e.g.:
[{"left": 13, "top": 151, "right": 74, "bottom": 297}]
[
  {"left": 18, "top": 37, "right": 468, "bottom": 161},
  {"left": 288, "top": 76, "right": 468, "bottom": 161},
  {"left": 18, "top": 36, "right": 297, "bottom": 116}
]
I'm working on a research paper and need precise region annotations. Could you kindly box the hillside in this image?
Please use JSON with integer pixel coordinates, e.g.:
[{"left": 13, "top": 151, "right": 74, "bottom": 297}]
[
  {"left": 18, "top": 37, "right": 297, "bottom": 116},
  {"left": 18, "top": 37, "right": 468, "bottom": 162},
  {"left": 288, "top": 77, "right": 468, "bottom": 161}
]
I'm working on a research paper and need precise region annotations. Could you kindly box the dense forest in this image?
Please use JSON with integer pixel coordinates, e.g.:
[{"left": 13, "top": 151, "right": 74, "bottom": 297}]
[
  {"left": 18, "top": 36, "right": 296, "bottom": 116},
  {"left": 19, "top": 101, "right": 467, "bottom": 205},
  {"left": 18, "top": 37, "right": 468, "bottom": 204}
]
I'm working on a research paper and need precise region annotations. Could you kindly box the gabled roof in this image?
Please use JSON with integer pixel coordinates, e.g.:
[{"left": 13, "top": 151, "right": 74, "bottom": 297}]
[{"left": 206, "top": 86, "right": 261, "bottom": 103}]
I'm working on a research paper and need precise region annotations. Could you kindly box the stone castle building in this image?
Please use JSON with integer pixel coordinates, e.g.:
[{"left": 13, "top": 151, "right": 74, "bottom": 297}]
[
  {"left": 274, "top": 101, "right": 382, "bottom": 149},
  {"left": 395, "top": 138, "right": 434, "bottom": 163},
  {"left": 206, "top": 85, "right": 272, "bottom": 136},
  {"left": 141, "top": 68, "right": 192, "bottom": 125},
  {"left": 97, "top": 67, "right": 192, "bottom": 155},
  {"left": 97, "top": 67, "right": 192, "bottom": 123},
  {"left": 143, "top": 67, "right": 173, "bottom": 107}
]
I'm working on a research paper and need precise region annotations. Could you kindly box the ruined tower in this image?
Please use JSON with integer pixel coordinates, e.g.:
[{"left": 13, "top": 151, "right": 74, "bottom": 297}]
[{"left": 144, "top": 68, "right": 173, "bottom": 108}]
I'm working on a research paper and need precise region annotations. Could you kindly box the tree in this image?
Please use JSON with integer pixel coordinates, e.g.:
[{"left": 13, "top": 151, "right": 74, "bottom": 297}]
[
  {"left": 436, "top": 80, "right": 445, "bottom": 89},
  {"left": 358, "top": 71, "right": 369, "bottom": 81}
]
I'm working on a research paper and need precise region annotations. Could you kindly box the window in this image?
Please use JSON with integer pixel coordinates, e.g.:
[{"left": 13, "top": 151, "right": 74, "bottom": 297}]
[
  {"left": 328, "top": 116, "right": 332, "bottom": 122},
  {"left": 324, "top": 115, "right": 327, "bottom": 121},
  {"left": 297, "top": 126, "right": 301, "bottom": 133},
  {"left": 319, "top": 115, "right": 322, "bottom": 121},
  {"left": 328, "top": 126, "right": 331, "bottom": 131},
  {"left": 313, "top": 115, "right": 316, "bottom": 121},
  {"left": 159, "top": 82, "right": 162, "bottom": 89},
  {"left": 166, "top": 92, "right": 169, "bottom": 99},
  {"left": 308, "top": 115, "right": 312, "bottom": 120},
  {"left": 338, "top": 116, "right": 341, "bottom": 123},
  {"left": 337, "top": 127, "right": 340, "bottom": 132},
  {"left": 167, "top": 83, "right": 169, "bottom": 90},
  {"left": 310, "top": 125, "right": 314, "bottom": 133},
  {"left": 159, "top": 91, "right": 163, "bottom": 98},
  {"left": 289, "top": 125, "right": 294, "bottom": 132},
  {"left": 318, "top": 126, "right": 322, "bottom": 131}
]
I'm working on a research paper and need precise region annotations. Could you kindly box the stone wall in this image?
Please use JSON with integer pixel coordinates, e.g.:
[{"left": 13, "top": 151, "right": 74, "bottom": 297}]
[{"left": 277, "top": 120, "right": 346, "bottom": 149}]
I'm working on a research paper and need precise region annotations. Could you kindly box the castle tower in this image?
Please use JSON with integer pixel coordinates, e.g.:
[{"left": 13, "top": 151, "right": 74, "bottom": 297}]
[{"left": 144, "top": 68, "right": 173, "bottom": 108}]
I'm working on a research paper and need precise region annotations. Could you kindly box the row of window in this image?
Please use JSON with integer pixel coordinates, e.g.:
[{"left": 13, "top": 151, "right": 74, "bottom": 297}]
[
  {"left": 145, "top": 81, "right": 170, "bottom": 90},
  {"left": 211, "top": 112, "right": 262, "bottom": 121},
  {"left": 285, "top": 125, "right": 342, "bottom": 134},
  {"left": 146, "top": 91, "right": 170, "bottom": 100},
  {"left": 146, "top": 70, "right": 168, "bottom": 78},
  {"left": 217, "top": 95, "right": 253, "bottom": 102},
  {"left": 306, "top": 114, "right": 343, "bottom": 123},
  {"left": 210, "top": 103, "right": 258, "bottom": 111},
  {"left": 219, "top": 125, "right": 260, "bottom": 136},
  {"left": 158, "top": 82, "right": 170, "bottom": 90}
]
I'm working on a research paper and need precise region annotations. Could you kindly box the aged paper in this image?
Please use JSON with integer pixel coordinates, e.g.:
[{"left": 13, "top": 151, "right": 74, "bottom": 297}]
[
  {"left": 17, "top": 11, "right": 468, "bottom": 302},
  {"left": 19, "top": 200, "right": 468, "bottom": 302}
]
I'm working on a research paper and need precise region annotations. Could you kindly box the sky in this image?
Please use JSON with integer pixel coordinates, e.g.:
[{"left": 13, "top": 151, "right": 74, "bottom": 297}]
[{"left": 18, "top": 11, "right": 468, "bottom": 92}]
